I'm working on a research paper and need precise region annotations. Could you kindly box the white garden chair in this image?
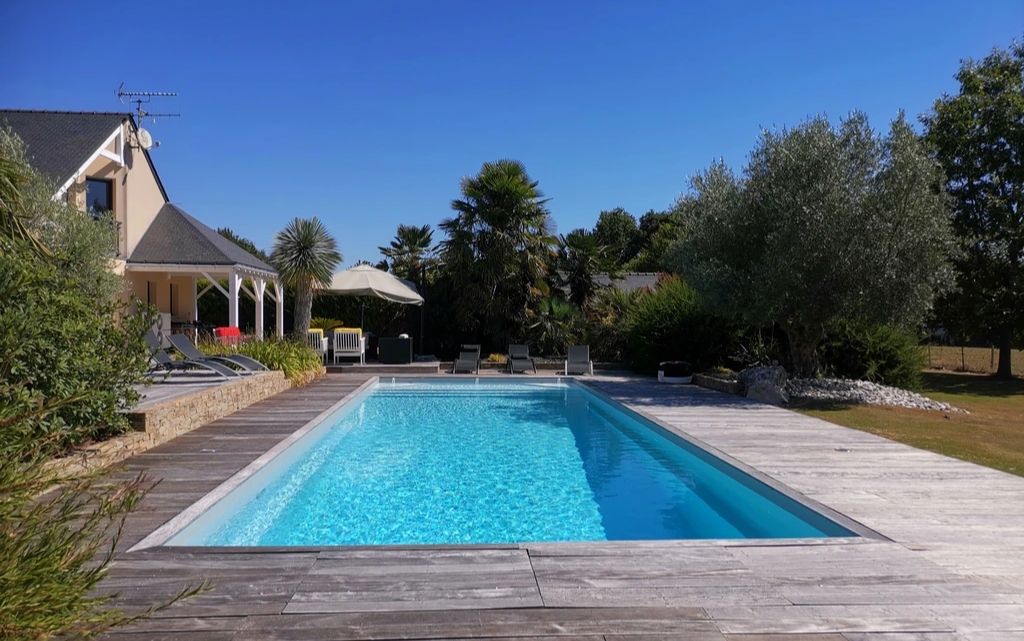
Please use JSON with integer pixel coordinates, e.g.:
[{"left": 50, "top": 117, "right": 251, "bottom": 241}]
[
  {"left": 306, "top": 329, "right": 328, "bottom": 363},
  {"left": 332, "top": 329, "right": 365, "bottom": 365}
]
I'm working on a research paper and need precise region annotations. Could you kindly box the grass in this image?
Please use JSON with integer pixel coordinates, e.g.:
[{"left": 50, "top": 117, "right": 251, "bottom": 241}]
[
  {"left": 923, "top": 345, "right": 1022, "bottom": 376},
  {"left": 794, "top": 371, "right": 1024, "bottom": 477}
]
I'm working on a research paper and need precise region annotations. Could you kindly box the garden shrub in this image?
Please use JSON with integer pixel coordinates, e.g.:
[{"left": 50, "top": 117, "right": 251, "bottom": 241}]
[
  {"left": 0, "top": 253, "right": 154, "bottom": 452},
  {"left": 819, "top": 322, "right": 925, "bottom": 388},
  {"left": 310, "top": 316, "right": 344, "bottom": 330},
  {"left": 1, "top": 128, "right": 199, "bottom": 639},
  {"left": 200, "top": 338, "right": 325, "bottom": 385},
  {"left": 584, "top": 287, "right": 639, "bottom": 362},
  {"left": 624, "top": 275, "right": 737, "bottom": 373}
]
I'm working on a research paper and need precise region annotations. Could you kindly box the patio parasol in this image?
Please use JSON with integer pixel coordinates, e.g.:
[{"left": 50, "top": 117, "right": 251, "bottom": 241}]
[{"left": 321, "top": 264, "right": 425, "bottom": 348}]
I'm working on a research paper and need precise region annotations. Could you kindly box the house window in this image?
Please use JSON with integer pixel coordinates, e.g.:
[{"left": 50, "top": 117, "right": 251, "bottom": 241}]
[{"left": 86, "top": 178, "right": 113, "bottom": 217}]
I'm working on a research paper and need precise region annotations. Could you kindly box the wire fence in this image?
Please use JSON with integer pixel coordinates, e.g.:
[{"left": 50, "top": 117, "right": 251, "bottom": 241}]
[{"left": 923, "top": 344, "right": 1022, "bottom": 376}]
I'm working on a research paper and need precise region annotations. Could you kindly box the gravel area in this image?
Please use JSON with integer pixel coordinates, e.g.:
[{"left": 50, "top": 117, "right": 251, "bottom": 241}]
[{"left": 788, "top": 377, "right": 965, "bottom": 413}]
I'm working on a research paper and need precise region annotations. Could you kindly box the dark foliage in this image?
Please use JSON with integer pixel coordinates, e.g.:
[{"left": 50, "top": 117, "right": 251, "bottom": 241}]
[
  {"left": 820, "top": 322, "right": 926, "bottom": 388},
  {"left": 624, "top": 276, "right": 738, "bottom": 373}
]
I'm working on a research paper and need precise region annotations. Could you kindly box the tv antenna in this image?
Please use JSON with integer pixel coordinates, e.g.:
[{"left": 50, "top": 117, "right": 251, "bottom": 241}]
[
  {"left": 116, "top": 82, "right": 180, "bottom": 149},
  {"left": 116, "top": 82, "right": 181, "bottom": 123}
]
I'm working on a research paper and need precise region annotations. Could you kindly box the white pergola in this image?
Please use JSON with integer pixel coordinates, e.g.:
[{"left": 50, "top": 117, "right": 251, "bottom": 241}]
[{"left": 126, "top": 263, "right": 285, "bottom": 337}]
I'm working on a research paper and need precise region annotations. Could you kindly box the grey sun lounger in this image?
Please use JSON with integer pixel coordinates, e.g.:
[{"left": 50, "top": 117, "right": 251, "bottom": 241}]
[
  {"left": 452, "top": 344, "right": 481, "bottom": 374},
  {"left": 144, "top": 330, "right": 237, "bottom": 379},
  {"left": 565, "top": 344, "right": 594, "bottom": 375},
  {"left": 507, "top": 344, "right": 537, "bottom": 374},
  {"left": 168, "top": 334, "right": 268, "bottom": 373},
  {"left": 148, "top": 348, "right": 237, "bottom": 379}
]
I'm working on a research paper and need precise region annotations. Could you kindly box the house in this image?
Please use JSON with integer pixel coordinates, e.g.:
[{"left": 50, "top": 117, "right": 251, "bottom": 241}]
[
  {"left": 593, "top": 272, "right": 661, "bottom": 293},
  {"left": 0, "top": 109, "right": 284, "bottom": 337}
]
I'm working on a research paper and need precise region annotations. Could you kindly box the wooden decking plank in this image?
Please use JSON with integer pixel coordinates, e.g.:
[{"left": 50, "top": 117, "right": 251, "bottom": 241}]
[{"left": 91, "top": 374, "right": 1024, "bottom": 640}]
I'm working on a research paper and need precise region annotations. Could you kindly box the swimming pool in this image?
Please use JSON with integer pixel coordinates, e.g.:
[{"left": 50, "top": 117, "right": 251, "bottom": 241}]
[{"left": 160, "top": 379, "right": 855, "bottom": 546}]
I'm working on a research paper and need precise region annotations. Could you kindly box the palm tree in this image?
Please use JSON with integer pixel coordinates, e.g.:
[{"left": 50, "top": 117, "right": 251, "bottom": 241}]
[
  {"left": 379, "top": 224, "right": 435, "bottom": 285},
  {"left": 439, "top": 159, "right": 555, "bottom": 348},
  {"left": 556, "top": 228, "right": 615, "bottom": 309},
  {"left": 270, "top": 217, "right": 341, "bottom": 339},
  {"left": 529, "top": 297, "right": 581, "bottom": 357}
]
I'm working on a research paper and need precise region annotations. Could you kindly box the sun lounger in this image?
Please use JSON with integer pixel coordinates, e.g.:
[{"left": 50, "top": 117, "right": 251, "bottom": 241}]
[
  {"left": 565, "top": 344, "right": 594, "bottom": 375},
  {"left": 144, "top": 331, "right": 237, "bottom": 379},
  {"left": 452, "top": 344, "right": 481, "bottom": 374},
  {"left": 508, "top": 344, "right": 537, "bottom": 374},
  {"left": 148, "top": 349, "right": 236, "bottom": 379},
  {"left": 168, "top": 334, "right": 267, "bottom": 373}
]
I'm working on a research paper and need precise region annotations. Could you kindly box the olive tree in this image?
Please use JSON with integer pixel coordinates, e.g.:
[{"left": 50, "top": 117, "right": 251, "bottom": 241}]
[{"left": 669, "top": 113, "right": 954, "bottom": 376}]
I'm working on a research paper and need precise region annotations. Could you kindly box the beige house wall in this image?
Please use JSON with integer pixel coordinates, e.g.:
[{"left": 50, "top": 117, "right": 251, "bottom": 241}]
[
  {"left": 128, "top": 271, "right": 196, "bottom": 321},
  {"left": 65, "top": 121, "right": 167, "bottom": 259}
]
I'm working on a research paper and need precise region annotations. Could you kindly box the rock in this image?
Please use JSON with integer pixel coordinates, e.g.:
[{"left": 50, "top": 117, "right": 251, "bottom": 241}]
[
  {"left": 787, "top": 377, "right": 965, "bottom": 413},
  {"left": 740, "top": 366, "right": 789, "bottom": 405},
  {"left": 739, "top": 365, "right": 788, "bottom": 388},
  {"left": 746, "top": 379, "right": 790, "bottom": 405}
]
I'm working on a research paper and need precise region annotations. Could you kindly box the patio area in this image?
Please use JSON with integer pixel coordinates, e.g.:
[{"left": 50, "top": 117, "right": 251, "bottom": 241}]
[{"left": 97, "top": 374, "right": 1024, "bottom": 641}]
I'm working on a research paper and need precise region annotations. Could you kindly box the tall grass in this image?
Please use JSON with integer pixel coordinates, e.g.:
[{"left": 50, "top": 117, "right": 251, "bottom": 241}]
[{"left": 200, "top": 338, "right": 325, "bottom": 386}]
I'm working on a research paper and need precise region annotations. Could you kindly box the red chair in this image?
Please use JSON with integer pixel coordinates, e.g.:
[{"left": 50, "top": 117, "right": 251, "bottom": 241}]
[{"left": 214, "top": 326, "right": 242, "bottom": 346}]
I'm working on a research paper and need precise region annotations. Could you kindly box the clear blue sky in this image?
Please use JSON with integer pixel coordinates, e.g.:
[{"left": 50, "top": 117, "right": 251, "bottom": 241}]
[{"left": 2, "top": 1, "right": 1020, "bottom": 264}]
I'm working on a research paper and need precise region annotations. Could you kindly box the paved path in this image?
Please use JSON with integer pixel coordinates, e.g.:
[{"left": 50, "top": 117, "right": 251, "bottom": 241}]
[{"left": 99, "top": 374, "right": 1024, "bottom": 641}]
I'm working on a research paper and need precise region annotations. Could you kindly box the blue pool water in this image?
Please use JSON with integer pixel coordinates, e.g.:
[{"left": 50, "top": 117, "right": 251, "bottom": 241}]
[{"left": 167, "top": 380, "right": 853, "bottom": 546}]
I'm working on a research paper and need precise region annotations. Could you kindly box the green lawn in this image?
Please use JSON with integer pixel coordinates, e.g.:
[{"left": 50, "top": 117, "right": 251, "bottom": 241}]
[{"left": 794, "top": 371, "right": 1024, "bottom": 477}]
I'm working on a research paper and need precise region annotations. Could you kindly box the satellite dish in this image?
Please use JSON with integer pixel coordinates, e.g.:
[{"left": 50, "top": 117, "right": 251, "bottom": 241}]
[{"left": 136, "top": 128, "right": 154, "bottom": 150}]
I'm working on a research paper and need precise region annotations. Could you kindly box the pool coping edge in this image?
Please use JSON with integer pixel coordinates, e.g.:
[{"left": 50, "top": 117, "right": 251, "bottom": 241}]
[{"left": 129, "top": 375, "right": 883, "bottom": 551}]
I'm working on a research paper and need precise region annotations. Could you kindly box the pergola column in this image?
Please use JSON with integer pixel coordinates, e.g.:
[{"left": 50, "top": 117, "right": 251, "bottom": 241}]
[
  {"left": 274, "top": 280, "right": 284, "bottom": 337},
  {"left": 190, "top": 275, "right": 198, "bottom": 322},
  {"left": 253, "top": 277, "right": 267, "bottom": 339},
  {"left": 228, "top": 269, "right": 242, "bottom": 328}
]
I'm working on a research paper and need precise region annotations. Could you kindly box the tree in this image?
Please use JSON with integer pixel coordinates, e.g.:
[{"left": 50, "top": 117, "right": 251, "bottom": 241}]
[
  {"left": 624, "top": 209, "right": 682, "bottom": 271},
  {"left": 379, "top": 224, "right": 436, "bottom": 286},
  {"left": 923, "top": 41, "right": 1024, "bottom": 378},
  {"left": 0, "top": 137, "right": 49, "bottom": 257},
  {"left": 439, "top": 160, "right": 555, "bottom": 349},
  {"left": 529, "top": 297, "right": 581, "bottom": 357},
  {"left": 270, "top": 217, "right": 341, "bottom": 339},
  {"left": 556, "top": 228, "right": 615, "bottom": 309},
  {"left": 670, "top": 113, "right": 954, "bottom": 376},
  {"left": 217, "top": 227, "right": 270, "bottom": 262},
  {"left": 592, "top": 207, "right": 639, "bottom": 266}
]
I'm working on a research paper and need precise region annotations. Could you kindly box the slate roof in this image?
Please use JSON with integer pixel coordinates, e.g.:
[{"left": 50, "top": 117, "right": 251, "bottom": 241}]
[
  {"left": 129, "top": 203, "right": 276, "bottom": 273},
  {"left": 594, "top": 272, "right": 662, "bottom": 293},
  {"left": 1, "top": 109, "right": 122, "bottom": 182}
]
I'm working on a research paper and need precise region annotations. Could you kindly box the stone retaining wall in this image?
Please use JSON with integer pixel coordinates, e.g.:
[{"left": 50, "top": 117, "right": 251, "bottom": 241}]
[
  {"left": 692, "top": 373, "right": 743, "bottom": 396},
  {"left": 51, "top": 371, "right": 291, "bottom": 477},
  {"left": 128, "top": 371, "right": 290, "bottom": 441}
]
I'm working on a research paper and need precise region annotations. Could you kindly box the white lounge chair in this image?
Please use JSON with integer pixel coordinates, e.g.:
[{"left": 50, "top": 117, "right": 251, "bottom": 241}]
[
  {"left": 565, "top": 345, "right": 594, "bottom": 375},
  {"left": 307, "top": 329, "right": 328, "bottom": 363},
  {"left": 333, "top": 329, "right": 365, "bottom": 365}
]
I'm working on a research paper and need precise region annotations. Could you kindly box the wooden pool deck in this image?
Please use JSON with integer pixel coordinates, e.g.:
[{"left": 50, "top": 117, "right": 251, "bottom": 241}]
[{"left": 99, "top": 374, "right": 1024, "bottom": 641}]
